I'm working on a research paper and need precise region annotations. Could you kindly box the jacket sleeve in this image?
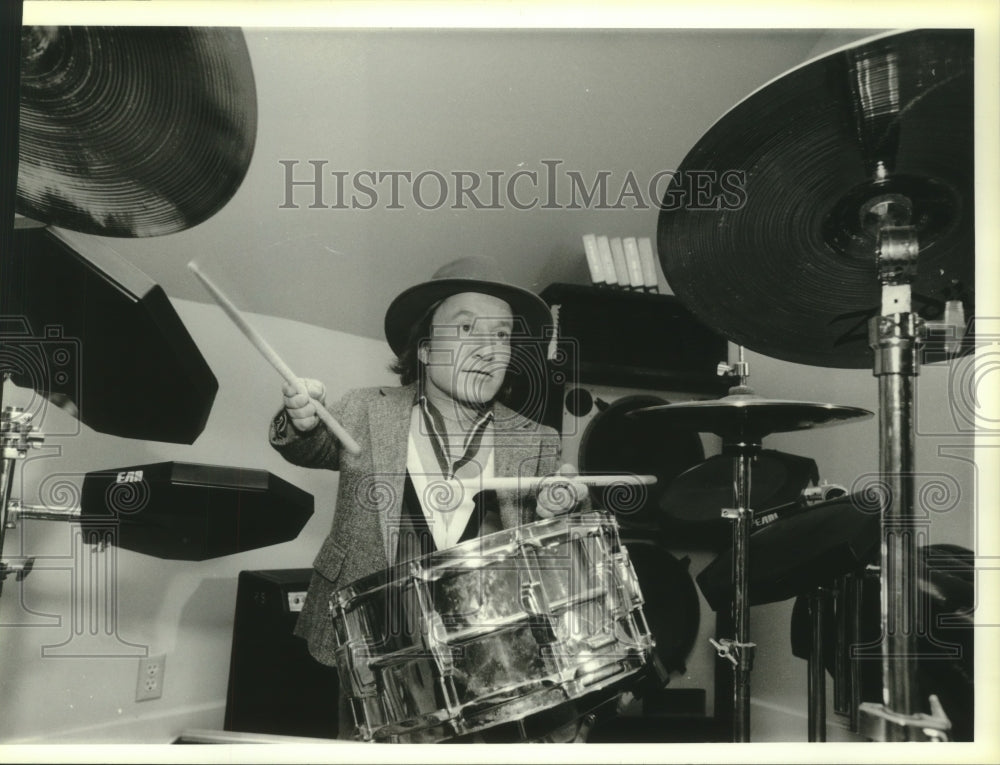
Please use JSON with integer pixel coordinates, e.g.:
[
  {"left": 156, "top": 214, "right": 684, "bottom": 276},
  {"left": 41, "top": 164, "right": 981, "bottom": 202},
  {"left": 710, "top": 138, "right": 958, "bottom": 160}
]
[
  {"left": 536, "top": 425, "right": 562, "bottom": 477},
  {"left": 268, "top": 389, "right": 361, "bottom": 471}
]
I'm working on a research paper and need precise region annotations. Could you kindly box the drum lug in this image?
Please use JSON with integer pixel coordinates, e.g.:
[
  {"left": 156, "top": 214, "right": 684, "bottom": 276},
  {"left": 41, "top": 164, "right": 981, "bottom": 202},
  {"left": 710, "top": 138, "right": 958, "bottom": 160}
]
[
  {"left": 344, "top": 640, "right": 382, "bottom": 696},
  {"left": 438, "top": 675, "right": 461, "bottom": 717},
  {"left": 520, "top": 580, "right": 546, "bottom": 617},
  {"left": 612, "top": 552, "right": 643, "bottom": 611},
  {"left": 423, "top": 611, "right": 454, "bottom": 675},
  {"left": 347, "top": 693, "right": 377, "bottom": 741},
  {"left": 574, "top": 658, "right": 622, "bottom": 686},
  {"left": 582, "top": 633, "right": 617, "bottom": 651}
]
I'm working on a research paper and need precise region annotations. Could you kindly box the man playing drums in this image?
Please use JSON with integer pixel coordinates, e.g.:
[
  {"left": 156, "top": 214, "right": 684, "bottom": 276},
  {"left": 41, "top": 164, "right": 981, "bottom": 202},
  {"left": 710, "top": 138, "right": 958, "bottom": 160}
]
[{"left": 269, "top": 255, "right": 591, "bottom": 741}]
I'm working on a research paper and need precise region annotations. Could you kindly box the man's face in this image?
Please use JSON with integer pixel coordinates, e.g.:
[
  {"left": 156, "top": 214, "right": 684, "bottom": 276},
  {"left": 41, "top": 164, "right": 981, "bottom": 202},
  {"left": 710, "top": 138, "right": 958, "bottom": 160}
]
[{"left": 419, "top": 291, "right": 513, "bottom": 409}]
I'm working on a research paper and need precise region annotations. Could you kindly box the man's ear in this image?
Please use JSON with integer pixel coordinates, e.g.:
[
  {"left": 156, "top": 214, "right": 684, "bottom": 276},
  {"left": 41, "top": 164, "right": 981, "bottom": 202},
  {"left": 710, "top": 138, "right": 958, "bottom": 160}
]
[{"left": 417, "top": 340, "right": 428, "bottom": 365}]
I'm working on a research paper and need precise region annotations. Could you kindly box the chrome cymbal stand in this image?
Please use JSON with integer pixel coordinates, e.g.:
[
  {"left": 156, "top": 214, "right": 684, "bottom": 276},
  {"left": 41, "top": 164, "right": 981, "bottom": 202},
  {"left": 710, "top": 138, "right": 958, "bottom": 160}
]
[
  {"left": 858, "top": 225, "right": 952, "bottom": 742},
  {"left": 710, "top": 348, "right": 758, "bottom": 742},
  {"left": 806, "top": 585, "right": 833, "bottom": 741}
]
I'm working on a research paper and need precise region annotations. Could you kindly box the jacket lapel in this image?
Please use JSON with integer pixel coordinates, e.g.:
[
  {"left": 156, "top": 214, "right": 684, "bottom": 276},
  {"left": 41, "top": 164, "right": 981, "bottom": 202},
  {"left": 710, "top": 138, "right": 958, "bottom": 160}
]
[
  {"left": 493, "top": 401, "right": 543, "bottom": 528},
  {"left": 368, "top": 384, "right": 415, "bottom": 564},
  {"left": 366, "top": 390, "right": 543, "bottom": 553}
]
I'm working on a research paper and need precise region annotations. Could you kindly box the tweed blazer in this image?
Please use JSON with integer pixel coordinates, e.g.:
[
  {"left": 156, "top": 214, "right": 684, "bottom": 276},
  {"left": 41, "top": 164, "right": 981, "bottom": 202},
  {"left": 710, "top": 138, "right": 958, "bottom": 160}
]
[{"left": 270, "top": 382, "right": 562, "bottom": 665}]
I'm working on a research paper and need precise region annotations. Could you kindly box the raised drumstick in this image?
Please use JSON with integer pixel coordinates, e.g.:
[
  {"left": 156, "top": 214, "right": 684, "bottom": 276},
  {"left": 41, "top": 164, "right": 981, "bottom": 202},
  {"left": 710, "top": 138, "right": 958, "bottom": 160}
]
[{"left": 188, "top": 261, "right": 362, "bottom": 456}]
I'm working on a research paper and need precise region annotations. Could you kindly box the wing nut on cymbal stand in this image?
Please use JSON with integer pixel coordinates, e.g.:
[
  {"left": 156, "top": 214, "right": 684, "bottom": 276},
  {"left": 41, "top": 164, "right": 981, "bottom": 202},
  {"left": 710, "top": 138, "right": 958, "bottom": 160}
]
[{"left": 708, "top": 637, "right": 755, "bottom": 672}]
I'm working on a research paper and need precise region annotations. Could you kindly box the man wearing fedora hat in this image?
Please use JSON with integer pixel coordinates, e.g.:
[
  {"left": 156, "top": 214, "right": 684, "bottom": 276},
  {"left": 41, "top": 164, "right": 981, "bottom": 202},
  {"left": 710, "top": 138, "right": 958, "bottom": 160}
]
[{"left": 269, "top": 255, "right": 589, "bottom": 740}]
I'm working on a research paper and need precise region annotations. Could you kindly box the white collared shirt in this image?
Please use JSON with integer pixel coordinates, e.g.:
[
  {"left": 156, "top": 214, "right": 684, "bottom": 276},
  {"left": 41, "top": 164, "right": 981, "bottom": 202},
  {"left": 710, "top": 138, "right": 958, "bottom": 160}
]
[{"left": 406, "top": 402, "right": 496, "bottom": 550}]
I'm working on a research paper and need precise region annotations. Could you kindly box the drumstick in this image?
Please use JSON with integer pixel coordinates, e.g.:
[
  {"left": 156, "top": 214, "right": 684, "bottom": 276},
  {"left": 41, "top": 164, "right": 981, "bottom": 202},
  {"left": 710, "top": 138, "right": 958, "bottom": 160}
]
[
  {"left": 468, "top": 474, "right": 657, "bottom": 492},
  {"left": 188, "top": 261, "right": 362, "bottom": 456}
]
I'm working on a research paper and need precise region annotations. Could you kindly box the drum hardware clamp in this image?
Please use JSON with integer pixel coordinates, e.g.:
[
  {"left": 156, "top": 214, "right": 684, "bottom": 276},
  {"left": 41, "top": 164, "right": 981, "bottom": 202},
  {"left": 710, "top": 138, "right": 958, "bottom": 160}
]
[
  {"left": 708, "top": 637, "right": 756, "bottom": 671},
  {"left": 1, "top": 407, "right": 45, "bottom": 458},
  {"left": 1, "top": 501, "right": 37, "bottom": 583},
  {"left": 717, "top": 360, "right": 749, "bottom": 381},
  {"left": 0, "top": 557, "right": 35, "bottom": 583},
  {"left": 1, "top": 407, "right": 46, "bottom": 595}
]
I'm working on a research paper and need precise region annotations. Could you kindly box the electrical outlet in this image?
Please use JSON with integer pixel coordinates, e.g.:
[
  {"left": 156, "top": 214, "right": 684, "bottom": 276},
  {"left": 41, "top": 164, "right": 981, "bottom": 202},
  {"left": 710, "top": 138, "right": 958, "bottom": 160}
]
[{"left": 135, "top": 654, "right": 166, "bottom": 701}]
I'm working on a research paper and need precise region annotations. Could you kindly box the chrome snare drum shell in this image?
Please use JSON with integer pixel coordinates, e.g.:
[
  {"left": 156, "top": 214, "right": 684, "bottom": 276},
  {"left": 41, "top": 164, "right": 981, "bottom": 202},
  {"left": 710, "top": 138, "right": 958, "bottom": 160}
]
[{"left": 331, "top": 511, "right": 655, "bottom": 742}]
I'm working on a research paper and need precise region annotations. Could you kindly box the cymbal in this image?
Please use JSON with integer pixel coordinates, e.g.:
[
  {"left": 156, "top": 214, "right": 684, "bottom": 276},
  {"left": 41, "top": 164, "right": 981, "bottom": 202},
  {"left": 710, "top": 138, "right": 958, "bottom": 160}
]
[
  {"left": 629, "top": 393, "right": 874, "bottom": 440},
  {"left": 661, "top": 449, "right": 819, "bottom": 524},
  {"left": 16, "top": 26, "right": 257, "bottom": 237},
  {"left": 656, "top": 29, "right": 973, "bottom": 368}
]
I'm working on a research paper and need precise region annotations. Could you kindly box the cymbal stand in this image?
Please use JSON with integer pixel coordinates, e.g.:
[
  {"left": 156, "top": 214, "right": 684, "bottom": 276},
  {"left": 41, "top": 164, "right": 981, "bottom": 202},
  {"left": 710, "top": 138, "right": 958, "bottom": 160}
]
[
  {"left": 710, "top": 348, "right": 758, "bottom": 742},
  {"left": 832, "top": 565, "right": 881, "bottom": 734},
  {"left": 832, "top": 575, "right": 850, "bottom": 722},
  {"left": 806, "top": 585, "right": 833, "bottom": 741},
  {"left": 857, "top": 225, "right": 951, "bottom": 742},
  {"left": 832, "top": 573, "right": 859, "bottom": 731},
  {"left": 1, "top": 406, "right": 44, "bottom": 595}
]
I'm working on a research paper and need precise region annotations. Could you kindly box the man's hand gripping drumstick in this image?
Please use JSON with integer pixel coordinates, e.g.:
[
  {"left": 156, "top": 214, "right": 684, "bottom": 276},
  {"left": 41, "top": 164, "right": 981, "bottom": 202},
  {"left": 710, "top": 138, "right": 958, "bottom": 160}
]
[{"left": 188, "top": 261, "right": 362, "bottom": 456}]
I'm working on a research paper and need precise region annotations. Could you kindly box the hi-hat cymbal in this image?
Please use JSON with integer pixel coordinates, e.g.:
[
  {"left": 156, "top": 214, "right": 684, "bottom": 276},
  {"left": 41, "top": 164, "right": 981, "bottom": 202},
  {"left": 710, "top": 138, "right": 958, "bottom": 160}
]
[
  {"left": 16, "top": 26, "right": 257, "bottom": 237},
  {"left": 630, "top": 393, "right": 873, "bottom": 440},
  {"left": 656, "top": 29, "right": 973, "bottom": 368}
]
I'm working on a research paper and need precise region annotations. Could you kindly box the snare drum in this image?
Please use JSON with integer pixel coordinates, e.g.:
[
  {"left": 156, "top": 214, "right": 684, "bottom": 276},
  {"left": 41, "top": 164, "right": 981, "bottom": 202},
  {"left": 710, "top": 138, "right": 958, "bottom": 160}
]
[{"left": 331, "top": 511, "right": 654, "bottom": 742}]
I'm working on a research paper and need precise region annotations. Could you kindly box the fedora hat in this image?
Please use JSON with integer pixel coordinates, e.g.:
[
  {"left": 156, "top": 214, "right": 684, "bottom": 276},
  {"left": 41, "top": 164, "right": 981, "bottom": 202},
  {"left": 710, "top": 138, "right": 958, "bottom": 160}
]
[{"left": 384, "top": 256, "right": 553, "bottom": 356}]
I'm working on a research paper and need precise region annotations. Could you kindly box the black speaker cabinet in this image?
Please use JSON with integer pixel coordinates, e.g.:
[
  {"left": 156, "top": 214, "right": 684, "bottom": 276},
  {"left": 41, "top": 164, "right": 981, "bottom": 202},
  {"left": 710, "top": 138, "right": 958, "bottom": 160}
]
[{"left": 225, "top": 569, "right": 339, "bottom": 739}]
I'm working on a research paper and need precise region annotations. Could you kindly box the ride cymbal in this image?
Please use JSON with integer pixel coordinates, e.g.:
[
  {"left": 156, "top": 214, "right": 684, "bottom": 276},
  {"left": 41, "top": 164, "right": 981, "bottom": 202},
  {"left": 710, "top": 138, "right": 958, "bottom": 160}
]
[
  {"left": 17, "top": 26, "right": 257, "bottom": 237},
  {"left": 657, "top": 29, "right": 973, "bottom": 368}
]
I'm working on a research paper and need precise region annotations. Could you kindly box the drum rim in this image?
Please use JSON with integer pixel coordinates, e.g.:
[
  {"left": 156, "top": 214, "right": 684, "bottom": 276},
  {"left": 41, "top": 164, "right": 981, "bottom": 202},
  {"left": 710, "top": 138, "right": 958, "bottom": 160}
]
[{"left": 335, "top": 510, "right": 620, "bottom": 600}]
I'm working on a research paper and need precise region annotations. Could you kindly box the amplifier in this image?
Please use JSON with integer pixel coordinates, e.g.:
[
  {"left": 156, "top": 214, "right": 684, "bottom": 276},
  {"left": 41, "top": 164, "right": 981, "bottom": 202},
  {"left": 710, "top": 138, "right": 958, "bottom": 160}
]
[{"left": 224, "top": 569, "right": 339, "bottom": 739}]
